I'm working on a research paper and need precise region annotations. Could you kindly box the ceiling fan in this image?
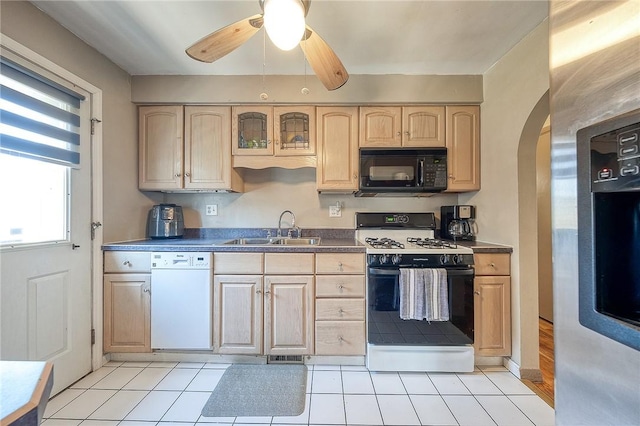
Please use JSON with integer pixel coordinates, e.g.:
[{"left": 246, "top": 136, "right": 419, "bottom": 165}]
[{"left": 185, "top": 0, "right": 349, "bottom": 91}]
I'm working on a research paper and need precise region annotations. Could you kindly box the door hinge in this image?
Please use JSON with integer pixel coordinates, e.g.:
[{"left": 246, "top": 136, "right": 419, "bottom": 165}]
[
  {"left": 90, "top": 117, "right": 102, "bottom": 135},
  {"left": 91, "top": 329, "right": 96, "bottom": 345}
]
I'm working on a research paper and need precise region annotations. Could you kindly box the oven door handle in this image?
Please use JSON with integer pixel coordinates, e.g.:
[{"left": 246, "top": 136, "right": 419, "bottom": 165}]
[
  {"left": 444, "top": 268, "right": 475, "bottom": 277},
  {"left": 368, "top": 268, "right": 401, "bottom": 276}
]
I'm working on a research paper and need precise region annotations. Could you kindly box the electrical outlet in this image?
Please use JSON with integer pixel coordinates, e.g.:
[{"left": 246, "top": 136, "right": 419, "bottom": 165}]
[
  {"left": 329, "top": 205, "right": 342, "bottom": 217},
  {"left": 205, "top": 204, "right": 218, "bottom": 216}
]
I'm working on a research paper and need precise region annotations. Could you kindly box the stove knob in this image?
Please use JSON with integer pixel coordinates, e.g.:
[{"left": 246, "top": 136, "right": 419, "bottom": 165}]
[
  {"left": 379, "top": 254, "right": 390, "bottom": 264},
  {"left": 439, "top": 254, "right": 450, "bottom": 265},
  {"left": 451, "top": 254, "right": 461, "bottom": 264},
  {"left": 391, "top": 254, "right": 402, "bottom": 265}
]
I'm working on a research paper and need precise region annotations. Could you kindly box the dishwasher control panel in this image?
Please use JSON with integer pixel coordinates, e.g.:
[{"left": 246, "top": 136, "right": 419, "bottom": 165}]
[{"left": 151, "top": 252, "right": 212, "bottom": 269}]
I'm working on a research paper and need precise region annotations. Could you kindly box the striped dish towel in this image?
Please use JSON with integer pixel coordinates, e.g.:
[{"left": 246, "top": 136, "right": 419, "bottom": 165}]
[{"left": 399, "top": 268, "right": 450, "bottom": 321}]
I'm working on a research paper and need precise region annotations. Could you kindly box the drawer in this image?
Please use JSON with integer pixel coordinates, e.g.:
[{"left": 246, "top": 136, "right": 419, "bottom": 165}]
[
  {"left": 316, "top": 275, "right": 365, "bottom": 298},
  {"left": 104, "top": 251, "right": 151, "bottom": 273},
  {"left": 264, "top": 253, "right": 314, "bottom": 274},
  {"left": 316, "top": 299, "right": 365, "bottom": 321},
  {"left": 316, "top": 253, "right": 365, "bottom": 275},
  {"left": 214, "top": 253, "right": 264, "bottom": 274},
  {"left": 315, "top": 321, "right": 365, "bottom": 355},
  {"left": 474, "top": 253, "right": 511, "bottom": 276}
]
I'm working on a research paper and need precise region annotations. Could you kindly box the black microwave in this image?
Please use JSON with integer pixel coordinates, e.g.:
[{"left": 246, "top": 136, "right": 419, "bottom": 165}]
[{"left": 356, "top": 148, "right": 448, "bottom": 196}]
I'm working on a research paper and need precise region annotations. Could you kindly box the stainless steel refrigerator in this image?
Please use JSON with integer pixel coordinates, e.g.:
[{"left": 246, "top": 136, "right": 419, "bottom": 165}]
[{"left": 550, "top": 1, "right": 640, "bottom": 424}]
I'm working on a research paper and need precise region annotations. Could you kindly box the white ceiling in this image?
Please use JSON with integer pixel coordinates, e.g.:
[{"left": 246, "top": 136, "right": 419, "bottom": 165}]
[{"left": 30, "top": 0, "right": 549, "bottom": 77}]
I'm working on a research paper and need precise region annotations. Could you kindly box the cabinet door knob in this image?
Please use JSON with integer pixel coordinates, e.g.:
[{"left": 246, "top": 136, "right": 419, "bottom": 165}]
[
  {"left": 396, "top": 131, "right": 401, "bottom": 136},
  {"left": 338, "top": 308, "right": 345, "bottom": 315},
  {"left": 256, "top": 290, "right": 262, "bottom": 294},
  {"left": 338, "top": 336, "right": 345, "bottom": 342},
  {"left": 264, "top": 290, "right": 271, "bottom": 295},
  {"left": 490, "top": 262, "right": 496, "bottom": 268},
  {"left": 449, "top": 174, "right": 454, "bottom": 179},
  {"left": 123, "top": 260, "right": 131, "bottom": 266},
  {"left": 338, "top": 284, "right": 345, "bottom": 291},
  {"left": 185, "top": 172, "right": 190, "bottom": 177},
  {"left": 175, "top": 173, "right": 181, "bottom": 177},
  {"left": 474, "top": 290, "right": 480, "bottom": 295},
  {"left": 353, "top": 173, "right": 357, "bottom": 180},
  {"left": 405, "top": 131, "right": 410, "bottom": 136},
  {"left": 143, "top": 287, "right": 150, "bottom": 293}
]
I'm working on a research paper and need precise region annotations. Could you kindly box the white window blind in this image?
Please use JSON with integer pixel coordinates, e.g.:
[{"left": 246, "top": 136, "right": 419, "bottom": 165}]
[{"left": 0, "top": 56, "right": 85, "bottom": 168}]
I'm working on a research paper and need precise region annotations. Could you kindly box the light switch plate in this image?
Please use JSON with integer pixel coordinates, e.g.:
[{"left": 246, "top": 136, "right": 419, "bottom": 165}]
[{"left": 205, "top": 204, "right": 218, "bottom": 216}]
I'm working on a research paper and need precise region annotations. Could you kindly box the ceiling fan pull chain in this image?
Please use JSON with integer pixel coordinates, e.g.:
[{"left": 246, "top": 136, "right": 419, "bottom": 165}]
[{"left": 260, "top": 29, "right": 269, "bottom": 101}]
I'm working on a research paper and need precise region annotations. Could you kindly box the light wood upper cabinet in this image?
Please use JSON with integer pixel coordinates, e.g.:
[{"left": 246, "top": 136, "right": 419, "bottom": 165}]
[
  {"left": 359, "top": 106, "right": 402, "bottom": 147},
  {"left": 139, "top": 105, "right": 183, "bottom": 190},
  {"left": 264, "top": 275, "right": 314, "bottom": 355},
  {"left": 359, "top": 106, "right": 445, "bottom": 147},
  {"left": 402, "top": 106, "right": 446, "bottom": 147},
  {"left": 316, "top": 106, "right": 359, "bottom": 192},
  {"left": 139, "top": 105, "right": 242, "bottom": 192},
  {"left": 232, "top": 106, "right": 316, "bottom": 164},
  {"left": 445, "top": 105, "right": 480, "bottom": 192}
]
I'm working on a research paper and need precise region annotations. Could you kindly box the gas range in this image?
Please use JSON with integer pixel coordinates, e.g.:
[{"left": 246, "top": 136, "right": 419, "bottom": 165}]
[{"left": 355, "top": 212, "right": 474, "bottom": 267}]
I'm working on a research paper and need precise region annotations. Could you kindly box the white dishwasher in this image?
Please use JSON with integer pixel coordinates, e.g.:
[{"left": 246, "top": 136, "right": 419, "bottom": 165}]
[{"left": 150, "top": 252, "right": 212, "bottom": 350}]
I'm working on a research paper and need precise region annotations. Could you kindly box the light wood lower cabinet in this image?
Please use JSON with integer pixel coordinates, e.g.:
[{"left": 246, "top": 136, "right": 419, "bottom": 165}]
[
  {"left": 103, "top": 274, "right": 151, "bottom": 353},
  {"left": 473, "top": 253, "right": 512, "bottom": 356},
  {"left": 104, "top": 251, "right": 152, "bottom": 353},
  {"left": 213, "top": 275, "right": 263, "bottom": 354},
  {"left": 314, "top": 253, "right": 365, "bottom": 355},
  {"left": 264, "top": 275, "right": 314, "bottom": 355}
]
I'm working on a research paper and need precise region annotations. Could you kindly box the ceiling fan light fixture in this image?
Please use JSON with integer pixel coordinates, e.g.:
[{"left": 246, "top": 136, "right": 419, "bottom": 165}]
[{"left": 263, "top": 0, "right": 306, "bottom": 51}]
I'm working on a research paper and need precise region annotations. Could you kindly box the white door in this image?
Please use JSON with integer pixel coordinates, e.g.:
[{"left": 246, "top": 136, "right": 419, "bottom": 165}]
[{"left": 0, "top": 59, "right": 93, "bottom": 395}]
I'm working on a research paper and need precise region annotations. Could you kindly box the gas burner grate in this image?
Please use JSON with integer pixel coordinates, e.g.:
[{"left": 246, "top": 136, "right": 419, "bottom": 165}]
[
  {"left": 406, "top": 237, "right": 458, "bottom": 249},
  {"left": 365, "top": 237, "right": 405, "bottom": 249}
]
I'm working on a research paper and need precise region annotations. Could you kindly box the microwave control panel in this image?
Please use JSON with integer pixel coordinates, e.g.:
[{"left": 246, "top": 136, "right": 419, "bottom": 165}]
[{"left": 423, "top": 159, "right": 448, "bottom": 189}]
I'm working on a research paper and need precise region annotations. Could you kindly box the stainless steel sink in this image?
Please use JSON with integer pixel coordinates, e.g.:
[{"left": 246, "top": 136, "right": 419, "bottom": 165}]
[
  {"left": 223, "top": 237, "right": 321, "bottom": 246},
  {"left": 223, "top": 238, "right": 277, "bottom": 245},
  {"left": 274, "top": 238, "right": 321, "bottom": 245}
]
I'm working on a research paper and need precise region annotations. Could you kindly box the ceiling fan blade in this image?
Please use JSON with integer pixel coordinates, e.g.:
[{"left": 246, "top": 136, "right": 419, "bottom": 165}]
[
  {"left": 186, "top": 14, "right": 264, "bottom": 63},
  {"left": 299, "top": 26, "right": 349, "bottom": 91}
]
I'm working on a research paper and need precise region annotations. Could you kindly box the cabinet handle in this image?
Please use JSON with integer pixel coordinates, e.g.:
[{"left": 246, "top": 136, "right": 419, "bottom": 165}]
[
  {"left": 353, "top": 173, "right": 357, "bottom": 180},
  {"left": 338, "top": 262, "right": 343, "bottom": 272},
  {"left": 185, "top": 172, "right": 190, "bottom": 177},
  {"left": 396, "top": 131, "right": 401, "bottom": 136},
  {"left": 337, "top": 284, "right": 345, "bottom": 291},
  {"left": 143, "top": 287, "right": 150, "bottom": 293},
  {"left": 474, "top": 291, "right": 480, "bottom": 295},
  {"left": 123, "top": 260, "right": 131, "bottom": 266},
  {"left": 175, "top": 173, "right": 181, "bottom": 177},
  {"left": 490, "top": 262, "right": 496, "bottom": 268},
  {"left": 405, "top": 131, "right": 410, "bottom": 136},
  {"left": 264, "top": 290, "right": 271, "bottom": 295},
  {"left": 449, "top": 174, "right": 454, "bottom": 179},
  {"left": 338, "top": 308, "right": 345, "bottom": 315},
  {"left": 256, "top": 290, "right": 262, "bottom": 294}
]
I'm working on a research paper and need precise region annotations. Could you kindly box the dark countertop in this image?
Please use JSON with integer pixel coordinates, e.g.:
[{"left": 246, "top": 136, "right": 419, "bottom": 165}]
[
  {"left": 102, "top": 228, "right": 365, "bottom": 253},
  {"left": 456, "top": 240, "right": 513, "bottom": 253}
]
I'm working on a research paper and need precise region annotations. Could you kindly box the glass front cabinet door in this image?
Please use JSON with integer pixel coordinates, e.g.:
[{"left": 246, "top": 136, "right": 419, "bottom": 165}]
[
  {"left": 273, "top": 106, "right": 315, "bottom": 156},
  {"left": 232, "top": 106, "right": 315, "bottom": 156},
  {"left": 232, "top": 106, "right": 273, "bottom": 156}
]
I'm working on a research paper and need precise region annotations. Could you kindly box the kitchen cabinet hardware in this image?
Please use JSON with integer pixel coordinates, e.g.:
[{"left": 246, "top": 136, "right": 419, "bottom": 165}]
[
  {"left": 143, "top": 287, "right": 150, "bottom": 293},
  {"left": 474, "top": 291, "right": 480, "bottom": 295},
  {"left": 72, "top": 244, "right": 80, "bottom": 249},
  {"left": 123, "top": 261, "right": 131, "bottom": 266}
]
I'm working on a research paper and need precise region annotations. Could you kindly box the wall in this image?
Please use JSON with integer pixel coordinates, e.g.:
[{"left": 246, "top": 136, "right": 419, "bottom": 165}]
[
  {"left": 459, "top": 20, "right": 550, "bottom": 374},
  {"left": 0, "top": 0, "right": 160, "bottom": 244},
  {"left": 536, "top": 123, "right": 553, "bottom": 322}
]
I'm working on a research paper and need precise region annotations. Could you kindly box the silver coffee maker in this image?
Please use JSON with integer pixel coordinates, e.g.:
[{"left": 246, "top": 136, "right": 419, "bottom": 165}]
[{"left": 440, "top": 205, "right": 478, "bottom": 241}]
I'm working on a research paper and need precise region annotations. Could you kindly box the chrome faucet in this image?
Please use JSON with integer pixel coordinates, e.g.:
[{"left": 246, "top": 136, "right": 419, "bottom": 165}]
[{"left": 277, "top": 210, "right": 296, "bottom": 237}]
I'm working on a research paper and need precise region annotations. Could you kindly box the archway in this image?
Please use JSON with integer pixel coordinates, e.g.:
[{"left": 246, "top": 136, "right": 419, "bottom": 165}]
[{"left": 516, "top": 90, "right": 550, "bottom": 383}]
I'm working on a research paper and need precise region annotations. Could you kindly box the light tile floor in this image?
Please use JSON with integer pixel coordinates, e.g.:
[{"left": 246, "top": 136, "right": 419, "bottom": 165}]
[{"left": 42, "top": 362, "right": 554, "bottom": 426}]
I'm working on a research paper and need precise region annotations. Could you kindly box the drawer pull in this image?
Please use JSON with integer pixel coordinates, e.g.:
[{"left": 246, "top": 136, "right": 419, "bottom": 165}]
[
  {"left": 474, "top": 291, "right": 480, "bottom": 295},
  {"left": 123, "top": 260, "right": 131, "bottom": 266},
  {"left": 338, "top": 336, "right": 344, "bottom": 343},
  {"left": 337, "top": 284, "right": 345, "bottom": 291},
  {"left": 143, "top": 287, "right": 150, "bottom": 293},
  {"left": 490, "top": 262, "right": 496, "bottom": 268},
  {"left": 338, "top": 262, "right": 344, "bottom": 272},
  {"left": 338, "top": 308, "right": 345, "bottom": 315}
]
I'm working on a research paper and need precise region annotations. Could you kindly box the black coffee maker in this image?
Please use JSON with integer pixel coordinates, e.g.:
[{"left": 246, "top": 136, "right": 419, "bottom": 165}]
[{"left": 440, "top": 205, "right": 478, "bottom": 241}]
